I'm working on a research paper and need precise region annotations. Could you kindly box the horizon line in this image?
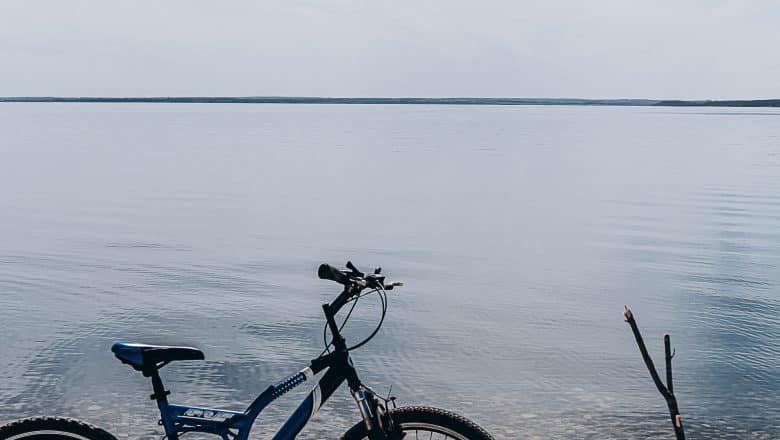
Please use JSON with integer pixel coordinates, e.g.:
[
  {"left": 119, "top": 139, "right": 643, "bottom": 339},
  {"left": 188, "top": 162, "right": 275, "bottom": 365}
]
[{"left": 1, "top": 96, "right": 780, "bottom": 107}]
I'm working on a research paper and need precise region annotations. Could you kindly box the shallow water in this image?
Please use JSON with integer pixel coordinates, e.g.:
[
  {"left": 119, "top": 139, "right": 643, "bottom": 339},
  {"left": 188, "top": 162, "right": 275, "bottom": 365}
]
[{"left": 0, "top": 103, "right": 778, "bottom": 439}]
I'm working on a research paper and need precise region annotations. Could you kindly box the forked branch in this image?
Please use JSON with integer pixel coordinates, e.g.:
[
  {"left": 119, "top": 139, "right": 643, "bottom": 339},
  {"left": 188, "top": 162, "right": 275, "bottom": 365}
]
[{"left": 624, "top": 306, "right": 686, "bottom": 440}]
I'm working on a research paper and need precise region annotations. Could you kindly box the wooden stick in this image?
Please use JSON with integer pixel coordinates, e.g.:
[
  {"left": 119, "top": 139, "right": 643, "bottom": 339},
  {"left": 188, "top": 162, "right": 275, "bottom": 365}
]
[
  {"left": 624, "top": 306, "right": 686, "bottom": 440},
  {"left": 665, "top": 334, "right": 674, "bottom": 395}
]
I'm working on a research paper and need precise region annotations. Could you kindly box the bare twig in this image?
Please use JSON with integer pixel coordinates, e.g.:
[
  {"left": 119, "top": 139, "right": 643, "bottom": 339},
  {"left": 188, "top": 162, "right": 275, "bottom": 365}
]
[
  {"left": 624, "top": 306, "right": 686, "bottom": 440},
  {"left": 665, "top": 334, "right": 674, "bottom": 395}
]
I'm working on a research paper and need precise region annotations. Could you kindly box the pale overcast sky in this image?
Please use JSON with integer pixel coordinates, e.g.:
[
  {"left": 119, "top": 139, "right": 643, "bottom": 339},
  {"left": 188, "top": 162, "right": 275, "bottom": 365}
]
[{"left": 2, "top": 0, "right": 779, "bottom": 99}]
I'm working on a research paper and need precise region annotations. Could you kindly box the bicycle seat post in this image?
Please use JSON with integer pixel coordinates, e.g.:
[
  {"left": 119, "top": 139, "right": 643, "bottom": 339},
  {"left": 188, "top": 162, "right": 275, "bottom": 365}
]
[
  {"left": 146, "top": 369, "right": 171, "bottom": 402},
  {"left": 144, "top": 368, "right": 179, "bottom": 440}
]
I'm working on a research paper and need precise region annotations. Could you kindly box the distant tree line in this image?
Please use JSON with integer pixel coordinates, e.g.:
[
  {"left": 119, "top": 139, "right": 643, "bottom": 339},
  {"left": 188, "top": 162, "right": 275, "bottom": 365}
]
[{"left": 1, "top": 97, "right": 779, "bottom": 107}]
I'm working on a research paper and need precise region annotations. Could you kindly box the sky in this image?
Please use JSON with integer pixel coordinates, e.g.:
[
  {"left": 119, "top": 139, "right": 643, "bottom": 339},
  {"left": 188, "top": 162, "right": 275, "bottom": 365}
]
[{"left": 2, "top": 0, "right": 780, "bottom": 99}]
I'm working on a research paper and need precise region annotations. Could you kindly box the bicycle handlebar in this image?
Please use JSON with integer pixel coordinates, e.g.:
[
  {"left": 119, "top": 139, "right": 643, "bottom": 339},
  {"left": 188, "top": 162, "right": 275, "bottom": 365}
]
[{"left": 318, "top": 261, "right": 402, "bottom": 291}]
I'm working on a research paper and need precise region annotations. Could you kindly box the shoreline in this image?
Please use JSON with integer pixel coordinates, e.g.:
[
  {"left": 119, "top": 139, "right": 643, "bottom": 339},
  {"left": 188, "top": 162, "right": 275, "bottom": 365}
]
[{"left": 2, "top": 97, "right": 780, "bottom": 107}]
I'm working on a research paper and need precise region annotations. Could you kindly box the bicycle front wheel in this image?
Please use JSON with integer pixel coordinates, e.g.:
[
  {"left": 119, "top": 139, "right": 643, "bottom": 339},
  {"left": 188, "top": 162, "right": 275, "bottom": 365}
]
[
  {"left": 0, "top": 417, "right": 117, "bottom": 440},
  {"left": 341, "top": 406, "right": 495, "bottom": 440}
]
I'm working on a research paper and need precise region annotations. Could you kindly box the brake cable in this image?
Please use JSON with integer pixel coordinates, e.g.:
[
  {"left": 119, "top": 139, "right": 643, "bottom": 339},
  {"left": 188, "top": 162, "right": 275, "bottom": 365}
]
[
  {"left": 319, "top": 284, "right": 389, "bottom": 354},
  {"left": 347, "top": 286, "right": 387, "bottom": 351}
]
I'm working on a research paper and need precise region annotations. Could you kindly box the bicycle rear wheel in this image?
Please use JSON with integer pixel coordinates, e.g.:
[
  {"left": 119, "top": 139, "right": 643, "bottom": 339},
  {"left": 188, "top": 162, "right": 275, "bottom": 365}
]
[
  {"left": 0, "top": 417, "right": 117, "bottom": 440},
  {"left": 341, "top": 406, "right": 494, "bottom": 440}
]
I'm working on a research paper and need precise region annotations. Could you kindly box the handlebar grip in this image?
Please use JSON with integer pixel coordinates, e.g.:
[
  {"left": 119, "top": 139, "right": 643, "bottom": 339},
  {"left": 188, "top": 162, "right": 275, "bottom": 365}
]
[{"left": 318, "top": 263, "right": 348, "bottom": 285}]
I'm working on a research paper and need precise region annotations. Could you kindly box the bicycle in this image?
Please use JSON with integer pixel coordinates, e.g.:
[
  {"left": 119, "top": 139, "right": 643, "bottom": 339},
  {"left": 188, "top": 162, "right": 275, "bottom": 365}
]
[{"left": 1, "top": 262, "right": 495, "bottom": 440}]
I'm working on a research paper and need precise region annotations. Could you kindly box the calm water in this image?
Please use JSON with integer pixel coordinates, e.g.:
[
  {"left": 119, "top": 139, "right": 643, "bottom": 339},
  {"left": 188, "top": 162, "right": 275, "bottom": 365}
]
[{"left": 0, "top": 103, "right": 778, "bottom": 439}]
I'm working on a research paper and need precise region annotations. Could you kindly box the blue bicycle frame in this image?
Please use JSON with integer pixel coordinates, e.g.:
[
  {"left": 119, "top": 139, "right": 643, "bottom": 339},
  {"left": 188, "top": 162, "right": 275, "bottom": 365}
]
[
  {"left": 141, "top": 301, "right": 381, "bottom": 440},
  {"left": 153, "top": 362, "right": 340, "bottom": 439}
]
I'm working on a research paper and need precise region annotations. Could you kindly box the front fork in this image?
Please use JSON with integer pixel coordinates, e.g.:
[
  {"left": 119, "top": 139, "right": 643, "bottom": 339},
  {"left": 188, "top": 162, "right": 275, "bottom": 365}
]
[
  {"left": 353, "top": 388, "right": 403, "bottom": 440},
  {"left": 352, "top": 389, "right": 375, "bottom": 431}
]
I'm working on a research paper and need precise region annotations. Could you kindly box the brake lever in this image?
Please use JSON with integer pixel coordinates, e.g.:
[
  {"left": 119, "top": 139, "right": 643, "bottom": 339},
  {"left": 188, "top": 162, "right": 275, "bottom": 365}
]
[{"left": 346, "top": 261, "right": 364, "bottom": 278}]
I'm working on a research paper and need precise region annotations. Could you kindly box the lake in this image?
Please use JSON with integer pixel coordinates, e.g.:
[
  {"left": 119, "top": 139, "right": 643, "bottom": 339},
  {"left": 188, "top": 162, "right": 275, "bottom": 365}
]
[{"left": 0, "top": 103, "right": 778, "bottom": 439}]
